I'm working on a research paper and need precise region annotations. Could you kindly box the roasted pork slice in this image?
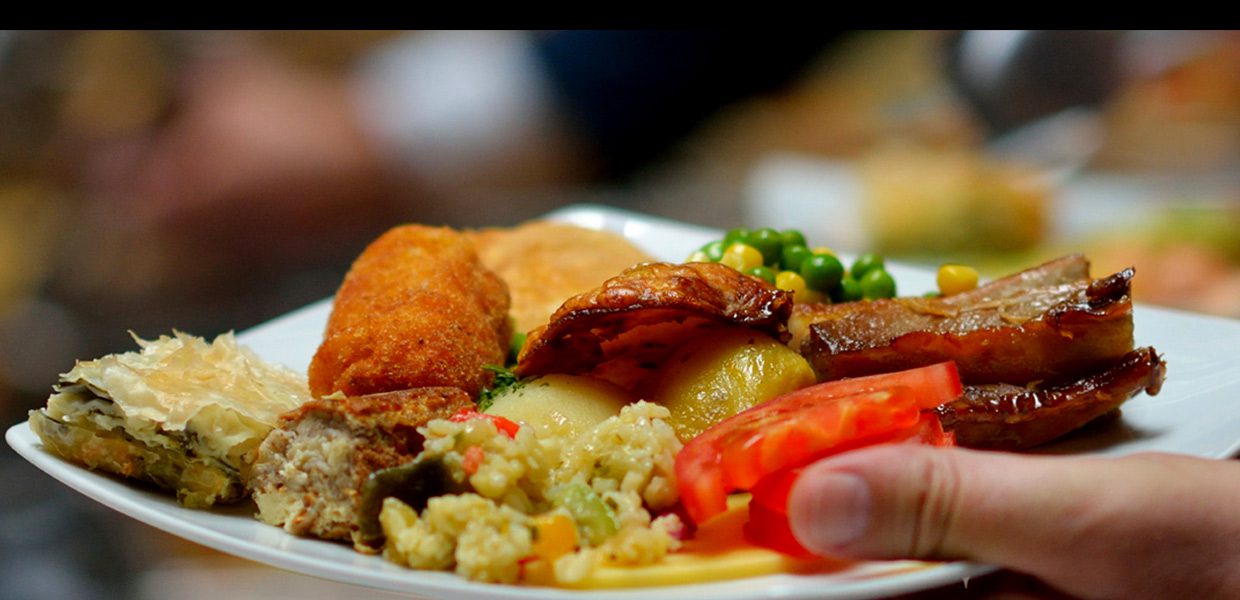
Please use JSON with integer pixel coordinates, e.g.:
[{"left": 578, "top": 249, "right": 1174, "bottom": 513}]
[
  {"left": 937, "top": 347, "right": 1166, "bottom": 450},
  {"left": 249, "top": 387, "right": 473, "bottom": 550},
  {"left": 515, "top": 261, "right": 793, "bottom": 393},
  {"left": 799, "top": 258, "right": 1135, "bottom": 384},
  {"left": 789, "top": 253, "right": 1091, "bottom": 352},
  {"left": 28, "top": 332, "right": 312, "bottom": 508}
]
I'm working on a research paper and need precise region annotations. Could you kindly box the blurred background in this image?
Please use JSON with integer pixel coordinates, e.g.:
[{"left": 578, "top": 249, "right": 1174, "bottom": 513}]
[{"left": 1, "top": 30, "right": 1238, "bottom": 599}]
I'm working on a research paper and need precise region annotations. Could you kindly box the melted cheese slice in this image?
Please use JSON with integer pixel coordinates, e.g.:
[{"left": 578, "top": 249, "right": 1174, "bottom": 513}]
[{"left": 567, "top": 496, "right": 843, "bottom": 589}]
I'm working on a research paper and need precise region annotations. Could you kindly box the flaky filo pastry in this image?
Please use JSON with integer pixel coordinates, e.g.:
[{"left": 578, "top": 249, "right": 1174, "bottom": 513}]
[{"left": 28, "top": 331, "right": 312, "bottom": 507}]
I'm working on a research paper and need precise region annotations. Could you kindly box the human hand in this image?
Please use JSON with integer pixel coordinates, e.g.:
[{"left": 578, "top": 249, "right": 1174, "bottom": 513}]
[{"left": 788, "top": 446, "right": 1240, "bottom": 599}]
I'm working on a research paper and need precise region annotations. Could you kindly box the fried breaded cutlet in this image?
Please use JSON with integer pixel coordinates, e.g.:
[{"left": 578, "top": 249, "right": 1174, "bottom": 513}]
[
  {"left": 249, "top": 387, "right": 473, "bottom": 549},
  {"left": 308, "top": 225, "right": 510, "bottom": 398},
  {"left": 467, "top": 221, "right": 653, "bottom": 335}
]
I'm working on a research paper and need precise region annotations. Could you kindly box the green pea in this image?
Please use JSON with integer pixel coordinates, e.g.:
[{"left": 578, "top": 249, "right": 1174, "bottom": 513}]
[
  {"left": 745, "top": 265, "right": 777, "bottom": 285},
  {"left": 860, "top": 268, "right": 897, "bottom": 299},
  {"left": 723, "top": 227, "right": 751, "bottom": 248},
  {"left": 747, "top": 227, "right": 783, "bottom": 266},
  {"left": 834, "top": 274, "right": 863, "bottom": 302},
  {"left": 700, "top": 240, "right": 726, "bottom": 262},
  {"left": 780, "top": 229, "right": 807, "bottom": 249},
  {"left": 780, "top": 244, "right": 813, "bottom": 273},
  {"left": 800, "top": 253, "right": 844, "bottom": 292},
  {"left": 851, "top": 252, "right": 885, "bottom": 280}
]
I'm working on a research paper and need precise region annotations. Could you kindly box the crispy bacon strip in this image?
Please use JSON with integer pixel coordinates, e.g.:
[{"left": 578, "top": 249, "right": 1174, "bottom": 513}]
[
  {"left": 936, "top": 347, "right": 1166, "bottom": 450},
  {"left": 515, "top": 261, "right": 792, "bottom": 393}
]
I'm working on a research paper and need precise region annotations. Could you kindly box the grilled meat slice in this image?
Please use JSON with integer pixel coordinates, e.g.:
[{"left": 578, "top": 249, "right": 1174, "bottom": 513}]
[
  {"left": 516, "top": 261, "right": 793, "bottom": 393},
  {"left": 937, "top": 347, "right": 1166, "bottom": 450},
  {"left": 800, "top": 259, "right": 1134, "bottom": 385},
  {"left": 249, "top": 387, "right": 473, "bottom": 550},
  {"left": 790, "top": 254, "right": 1090, "bottom": 352}
]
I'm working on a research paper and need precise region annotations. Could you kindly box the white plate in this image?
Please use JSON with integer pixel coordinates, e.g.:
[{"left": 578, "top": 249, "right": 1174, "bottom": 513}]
[{"left": 9, "top": 204, "right": 1240, "bottom": 599}]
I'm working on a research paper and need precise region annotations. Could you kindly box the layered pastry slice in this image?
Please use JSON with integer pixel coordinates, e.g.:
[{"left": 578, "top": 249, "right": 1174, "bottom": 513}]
[{"left": 28, "top": 331, "right": 312, "bottom": 508}]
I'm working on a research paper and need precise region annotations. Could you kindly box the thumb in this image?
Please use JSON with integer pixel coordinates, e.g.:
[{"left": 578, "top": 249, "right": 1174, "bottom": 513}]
[{"left": 786, "top": 445, "right": 1240, "bottom": 599}]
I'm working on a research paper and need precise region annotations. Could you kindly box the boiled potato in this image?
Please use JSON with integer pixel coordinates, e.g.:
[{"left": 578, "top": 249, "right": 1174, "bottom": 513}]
[
  {"left": 485, "top": 374, "right": 632, "bottom": 439},
  {"left": 651, "top": 328, "right": 816, "bottom": 441}
]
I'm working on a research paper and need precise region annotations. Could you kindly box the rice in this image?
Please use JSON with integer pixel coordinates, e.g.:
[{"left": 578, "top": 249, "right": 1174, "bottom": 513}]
[{"left": 380, "top": 401, "right": 685, "bottom": 584}]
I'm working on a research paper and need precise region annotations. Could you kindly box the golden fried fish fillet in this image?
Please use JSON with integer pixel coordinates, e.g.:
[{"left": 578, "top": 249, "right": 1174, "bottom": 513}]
[
  {"left": 516, "top": 261, "right": 793, "bottom": 393},
  {"left": 467, "top": 221, "right": 654, "bottom": 335},
  {"left": 308, "top": 225, "right": 510, "bottom": 398}
]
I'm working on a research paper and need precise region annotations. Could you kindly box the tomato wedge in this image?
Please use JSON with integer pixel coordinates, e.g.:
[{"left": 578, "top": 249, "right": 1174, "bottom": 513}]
[
  {"left": 674, "top": 362, "right": 962, "bottom": 526},
  {"left": 744, "top": 413, "right": 955, "bottom": 555}
]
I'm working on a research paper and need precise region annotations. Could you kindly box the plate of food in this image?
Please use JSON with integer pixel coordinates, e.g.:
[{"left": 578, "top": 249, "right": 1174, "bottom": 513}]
[{"left": 8, "top": 204, "right": 1240, "bottom": 600}]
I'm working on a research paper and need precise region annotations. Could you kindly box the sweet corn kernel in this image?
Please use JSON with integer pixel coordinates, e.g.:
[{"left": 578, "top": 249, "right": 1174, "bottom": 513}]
[
  {"left": 775, "top": 270, "right": 809, "bottom": 302},
  {"left": 937, "top": 264, "right": 980, "bottom": 296},
  {"left": 720, "top": 243, "right": 764, "bottom": 271}
]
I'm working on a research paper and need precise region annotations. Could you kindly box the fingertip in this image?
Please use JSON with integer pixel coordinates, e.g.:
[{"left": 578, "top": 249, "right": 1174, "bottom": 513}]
[
  {"left": 788, "top": 463, "right": 873, "bottom": 557},
  {"left": 788, "top": 444, "right": 968, "bottom": 561}
]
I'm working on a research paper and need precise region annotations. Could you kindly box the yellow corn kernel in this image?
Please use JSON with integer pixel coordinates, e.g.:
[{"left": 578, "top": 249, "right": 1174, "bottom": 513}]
[
  {"left": 720, "top": 243, "right": 764, "bottom": 271},
  {"left": 531, "top": 512, "right": 578, "bottom": 561},
  {"left": 774, "top": 270, "right": 809, "bottom": 302},
  {"left": 937, "top": 264, "right": 980, "bottom": 296},
  {"left": 685, "top": 250, "right": 711, "bottom": 263},
  {"left": 521, "top": 558, "right": 557, "bottom": 586},
  {"left": 801, "top": 289, "right": 829, "bottom": 304},
  {"left": 811, "top": 245, "right": 836, "bottom": 256}
]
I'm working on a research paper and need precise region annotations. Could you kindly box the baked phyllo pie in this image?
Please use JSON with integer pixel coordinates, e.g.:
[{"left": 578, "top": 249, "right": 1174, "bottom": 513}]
[{"left": 28, "top": 331, "right": 312, "bottom": 508}]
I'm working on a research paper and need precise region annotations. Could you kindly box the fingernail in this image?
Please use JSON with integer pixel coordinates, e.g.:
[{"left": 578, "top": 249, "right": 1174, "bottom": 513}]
[{"left": 790, "top": 472, "right": 872, "bottom": 554}]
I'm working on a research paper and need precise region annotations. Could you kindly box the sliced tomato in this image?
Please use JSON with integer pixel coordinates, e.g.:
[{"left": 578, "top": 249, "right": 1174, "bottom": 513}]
[
  {"left": 743, "top": 413, "right": 955, "bottom": 555},
  {"left": 744, "top": 495, "right": 817, "bottom": 558},
  {"left": 749, "top": 413, "right": 954, "bottom": 513},
  {"left": 675, "top": 362, "right": 961, "bottom": 525}
]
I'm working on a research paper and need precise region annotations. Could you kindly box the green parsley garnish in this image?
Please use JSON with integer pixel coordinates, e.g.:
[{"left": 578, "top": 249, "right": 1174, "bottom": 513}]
[{"left": 477, "top": 364, "right": 523, "bottom": 411}]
